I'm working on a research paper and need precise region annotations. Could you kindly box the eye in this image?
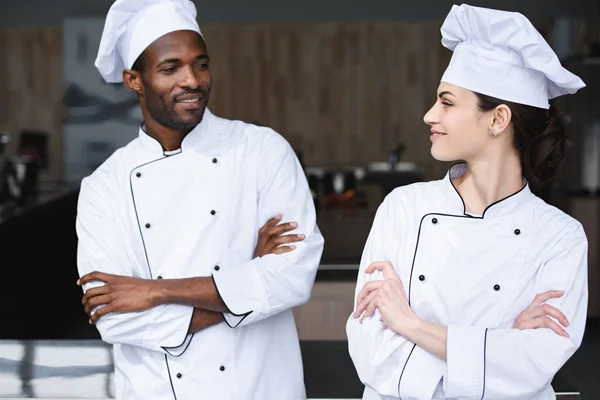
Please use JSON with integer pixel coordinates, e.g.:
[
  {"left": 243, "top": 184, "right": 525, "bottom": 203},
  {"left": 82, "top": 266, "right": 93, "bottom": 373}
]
[
  {"left": 195, "top": 62, "right": 209, "bottom": 70},
  {"left": 441, "top": 101, "right": 453, "bottom": 107},
  {"left": 162, "top": 66, "right": 177, "bottom": 74}
]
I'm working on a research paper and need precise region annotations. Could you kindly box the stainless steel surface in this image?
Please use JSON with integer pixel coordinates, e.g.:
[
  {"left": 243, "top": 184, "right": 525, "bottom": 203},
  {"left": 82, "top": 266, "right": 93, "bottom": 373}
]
[{"left": 0, "top": 340, "right": 581, "bottom": 399}]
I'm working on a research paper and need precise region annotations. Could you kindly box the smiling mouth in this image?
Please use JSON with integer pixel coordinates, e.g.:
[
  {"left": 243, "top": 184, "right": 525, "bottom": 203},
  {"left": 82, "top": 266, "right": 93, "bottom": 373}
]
[{"left": 176, "top": 96, "right": 203, "bottom": 103}]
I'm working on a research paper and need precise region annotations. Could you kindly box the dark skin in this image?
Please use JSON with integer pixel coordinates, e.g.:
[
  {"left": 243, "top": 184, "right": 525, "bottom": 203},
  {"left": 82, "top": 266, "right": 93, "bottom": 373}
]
[
  {"left": 123, "top": 30, "right": 212, "bottom": 151},
  {"left": 79, "top": 30, "right": 305, "bottom": 334},
  {"left": 79, "top": 215, "right": 305, "bottom": 332}
]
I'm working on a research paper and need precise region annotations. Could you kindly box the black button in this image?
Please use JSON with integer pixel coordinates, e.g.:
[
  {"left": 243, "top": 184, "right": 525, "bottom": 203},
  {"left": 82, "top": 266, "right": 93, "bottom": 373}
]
[
  {"left": 494, "top": 284, "right": 500, "bottom": 291},
  {"left": 214, "top": 265, "right": 220, "bottom": 271},
  {"left": 157, "top": 276, "right": 163, "bottom": 279},
  {"left": 419, "top": 275, "right": 425, "bottom": 281},
  {"left": 176, "top": 373, "right": 182, "bottom": 379},
  {"left": 219, "top": 366, "right": 225, "bottom": 371},
  {"left": 432, "top": 218, "right": 438, "bottom": 224},
  {"left": 145, "top": 223, "right": 151, "bottom": 229},
  {"left": 514, "top": 229, "right": 521, "bottom": 235},
  {"left": 210, "top": 210, "right": 216, "bottom": 215},
  {"left": 212, "top": 158, "right": 218, "bottom": 163},
  {"left": 136, "top": 172, "right": 141, "bottom": 178}
]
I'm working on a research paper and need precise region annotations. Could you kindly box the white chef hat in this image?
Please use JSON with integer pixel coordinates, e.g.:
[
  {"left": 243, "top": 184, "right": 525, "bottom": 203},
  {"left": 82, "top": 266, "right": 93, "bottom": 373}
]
[
  {"left": 440, "top": 4, "right": 585, "bottom": 109},
  {"left": 95, "top": 0, "right": 203, "bottom": 83}
]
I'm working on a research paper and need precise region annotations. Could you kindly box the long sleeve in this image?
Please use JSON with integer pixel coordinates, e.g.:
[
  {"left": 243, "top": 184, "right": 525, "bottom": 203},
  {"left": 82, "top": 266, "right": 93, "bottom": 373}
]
[
  {"left": 211, "top": 130, "right": 324, "bottom": 328},
  {"left": 76, "top": 176, "right": 194, "bottom": 355},
  {"left": 444, "top": 224, "right": 589, "bottom": 399},
  {"left": 346, "top": 193, "right": 445, "bottom": 399}
]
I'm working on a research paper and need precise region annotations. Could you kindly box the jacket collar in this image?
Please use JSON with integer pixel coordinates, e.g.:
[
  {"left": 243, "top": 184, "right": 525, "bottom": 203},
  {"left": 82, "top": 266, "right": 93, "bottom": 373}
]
[{"left": 443, "top": 162, "right": 533, "bottom": 219}]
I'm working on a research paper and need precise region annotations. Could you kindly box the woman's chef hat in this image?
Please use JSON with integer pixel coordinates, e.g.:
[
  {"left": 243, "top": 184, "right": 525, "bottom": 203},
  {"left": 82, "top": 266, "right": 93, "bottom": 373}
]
[{"left": 440, "top": 4, "right": 585, "bottom": 109}]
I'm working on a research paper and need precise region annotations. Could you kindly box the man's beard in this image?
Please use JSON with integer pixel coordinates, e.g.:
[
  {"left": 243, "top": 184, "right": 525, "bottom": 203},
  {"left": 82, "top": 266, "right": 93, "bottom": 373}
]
[{"left": 146, "top": 87, "right": 210, "bottom": 130}]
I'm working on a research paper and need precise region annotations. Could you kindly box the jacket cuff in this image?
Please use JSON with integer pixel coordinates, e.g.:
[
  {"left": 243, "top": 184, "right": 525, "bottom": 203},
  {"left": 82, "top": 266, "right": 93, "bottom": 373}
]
[
  {"left": 211, "top": 259, "right": 268, "bottom": 328},
  {"left": 398, "top": 345, "right": 444, "bottom": 399},
  {"left": 444, "top": 325, "right": 487, "bottom": 399}
]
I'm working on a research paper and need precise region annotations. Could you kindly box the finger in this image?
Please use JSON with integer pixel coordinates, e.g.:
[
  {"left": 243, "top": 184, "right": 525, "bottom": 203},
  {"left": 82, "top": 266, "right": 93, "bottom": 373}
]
[
  {"left": 517, "top": 317, "right": 569, "bottom": 337},
  {"left": 90, "top": 304, "right": 113, "bottom": 324},
  {"left": 78, "top": 271, "right": 111, "bottom": 286},
  {"left": 356, "top": 281, "right": 385, "bottom": 306},
  {"left": 354, "top": 290, "right": 378, "bottom": 319},
  {"left": 360, "top": 295, "right": 379, "bottom": 323},
  {"left": 81, "top": 285, "right": 110, "bottom": 305},
  {"left": 270, "top": 234, "right": 305, "bottom": 246},
  {"left": 259, "top": 214, "right": 282, "bottom": 234},
  {"left": 84, "top": 294, "right": 112, "bottom": 315},
  {"left": 540, "top": 316, "right": 570, "bottom": 337},
  {"left": 538, "top": 304, "right": 569, "bottom": 327},
  {"left": 270, "top": 245, "right": 297, "bottom": 254},
  {"left": 266, "top": 222, "right": 299, "bottom": 237},
  {"left": 365, "top": 261, "right": 396, "bottom": 279},
  {"left": 532, "top": 290, "right": 565, "bottom": 308}
]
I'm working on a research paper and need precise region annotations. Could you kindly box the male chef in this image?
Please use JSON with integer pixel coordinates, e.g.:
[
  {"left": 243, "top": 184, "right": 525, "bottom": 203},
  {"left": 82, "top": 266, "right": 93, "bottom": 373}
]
[{"left": 75, "top": 0, "right": 324, "bottom": 399}]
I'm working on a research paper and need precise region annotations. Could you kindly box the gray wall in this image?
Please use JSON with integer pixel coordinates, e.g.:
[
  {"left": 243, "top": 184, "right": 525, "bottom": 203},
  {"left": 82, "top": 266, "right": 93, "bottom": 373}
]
[{"left": 1, "top": 0, "right": 598, "bottom": 27}]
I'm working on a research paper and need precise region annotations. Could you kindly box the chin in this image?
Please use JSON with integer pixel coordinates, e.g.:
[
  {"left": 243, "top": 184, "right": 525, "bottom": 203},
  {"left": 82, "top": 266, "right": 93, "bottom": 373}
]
[{"left": 430, "top": 144, "right": 458, "bottom": 162}]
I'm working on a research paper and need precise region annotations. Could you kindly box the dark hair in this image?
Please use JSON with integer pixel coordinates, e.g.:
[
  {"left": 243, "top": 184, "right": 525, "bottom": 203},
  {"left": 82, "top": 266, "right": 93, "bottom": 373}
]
[
  {"left": 131, "top": 52, "right": 146, "bottom": 74},
  {"left": 474, "top": 93, "right": 566, "bottom": 188}
]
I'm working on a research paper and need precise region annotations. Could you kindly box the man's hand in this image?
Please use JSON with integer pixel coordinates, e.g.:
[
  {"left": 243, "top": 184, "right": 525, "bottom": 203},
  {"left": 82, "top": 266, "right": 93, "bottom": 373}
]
[
  {"left": 514, "top": 290, "right": 569, "bottom": 337},
  {"left": 254, "top": 214, "right": 305, "bottom": 257},
  {"left": 78, "top": 214, "right": 304, "bottom": 323},
  {"left": 78, "top": 272, "right": 161, "bottom": 324}
]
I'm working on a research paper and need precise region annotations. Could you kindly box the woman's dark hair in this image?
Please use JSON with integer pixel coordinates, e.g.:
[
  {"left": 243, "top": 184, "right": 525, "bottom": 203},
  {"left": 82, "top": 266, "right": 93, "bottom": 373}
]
[{"left": 474, "top": 92, "right": 566, "bottom": 188}]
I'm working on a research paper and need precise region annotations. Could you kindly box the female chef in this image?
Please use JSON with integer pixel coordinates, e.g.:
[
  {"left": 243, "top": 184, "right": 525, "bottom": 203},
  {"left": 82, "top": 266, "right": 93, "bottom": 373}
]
[{"left": 346, "top": 4, "right": 588, "bottom": 400}]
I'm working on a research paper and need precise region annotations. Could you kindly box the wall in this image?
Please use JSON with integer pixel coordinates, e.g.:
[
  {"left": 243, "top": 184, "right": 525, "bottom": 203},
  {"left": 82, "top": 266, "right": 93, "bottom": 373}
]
[{"left": 0, "top": 0, "right": 597, "bottom": 27}]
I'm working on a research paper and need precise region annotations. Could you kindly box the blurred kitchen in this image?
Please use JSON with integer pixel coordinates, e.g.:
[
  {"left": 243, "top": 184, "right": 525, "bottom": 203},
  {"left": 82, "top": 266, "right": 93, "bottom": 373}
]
[{"left": 0, "top": 0, "right": 599, "bottom": 398}]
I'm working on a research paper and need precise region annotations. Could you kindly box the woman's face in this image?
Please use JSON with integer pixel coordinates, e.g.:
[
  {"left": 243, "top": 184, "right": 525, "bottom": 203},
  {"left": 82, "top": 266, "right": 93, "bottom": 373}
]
[{"left": 423, "top": 82, "right": 494, "bottom": 162}]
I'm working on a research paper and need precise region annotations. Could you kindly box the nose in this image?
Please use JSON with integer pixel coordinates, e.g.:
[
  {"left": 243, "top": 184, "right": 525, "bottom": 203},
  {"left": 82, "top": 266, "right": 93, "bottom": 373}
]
[
  {"left": 423, "top": 103, "right": 438, "bottom": 126},
  {"left": 179, "top": 65, "right": 202, "bottom": 90}
]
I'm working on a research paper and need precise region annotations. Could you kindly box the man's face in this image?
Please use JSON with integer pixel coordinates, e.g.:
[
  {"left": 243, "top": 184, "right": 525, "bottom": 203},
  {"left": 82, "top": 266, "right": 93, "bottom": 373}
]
[{"left": 137, "top": 30, "right": 212, "bottom": 130}]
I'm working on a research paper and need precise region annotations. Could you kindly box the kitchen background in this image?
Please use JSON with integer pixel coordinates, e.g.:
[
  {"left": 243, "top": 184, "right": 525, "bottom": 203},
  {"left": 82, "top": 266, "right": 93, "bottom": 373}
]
[{"left": 0, "top": 0, "right": 599, "bottom": 398}]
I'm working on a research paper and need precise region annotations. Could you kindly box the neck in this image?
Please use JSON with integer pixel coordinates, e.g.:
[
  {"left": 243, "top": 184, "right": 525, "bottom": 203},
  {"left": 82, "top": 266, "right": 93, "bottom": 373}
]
[
  {"left": 142, "top": 117, "right": 197, "bottom": 152},
  {"left": 453, "top": 150, "right": 524, "bottom": 215}
]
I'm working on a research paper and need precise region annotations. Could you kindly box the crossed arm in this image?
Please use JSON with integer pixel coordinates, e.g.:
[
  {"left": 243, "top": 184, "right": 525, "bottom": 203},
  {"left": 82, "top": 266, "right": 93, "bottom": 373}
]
[
  {"left": 78, "top": 214, "right": 305, "bottom": 333},
  {"left": 346, "top": 197, "right": 587, "bottom": 399}
]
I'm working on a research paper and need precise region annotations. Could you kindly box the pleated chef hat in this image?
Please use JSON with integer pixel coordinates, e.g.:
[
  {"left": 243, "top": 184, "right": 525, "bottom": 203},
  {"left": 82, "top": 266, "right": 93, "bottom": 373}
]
[
  {"left": 440, "top": 4, "right": 585, "bottom": 109},
  {"left": 95, "top": 0, "right": 203, "bottom": 83}
]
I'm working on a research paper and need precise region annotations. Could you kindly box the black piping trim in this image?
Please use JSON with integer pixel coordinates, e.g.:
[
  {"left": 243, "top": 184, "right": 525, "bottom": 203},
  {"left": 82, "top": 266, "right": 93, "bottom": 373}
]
[
  {"left": 481, "top": 328, "right": 488, "bottom": 400},
  {"left": 129, "top": 154, "right": 185, "bottom": 399},
  {"left": 447, "top": 161, "right": 528, "bottom": 219},
  {"left": 400, "top": 210, "right": 484, "bottom": 396},
  {"left": 397, "top": 344, "right": 417, "bottom": 400},
  {"left": 129, "top": 156, "right": 172, "bottom": 278},
  {"left": 162, "top": 312, "right": 195, "bottom": 357},
  {"left": 211, "top": 274, "right": 253, "bottom": 328},
  {"left": 164, "top": 354, "right": 179, "bottom": 400}
]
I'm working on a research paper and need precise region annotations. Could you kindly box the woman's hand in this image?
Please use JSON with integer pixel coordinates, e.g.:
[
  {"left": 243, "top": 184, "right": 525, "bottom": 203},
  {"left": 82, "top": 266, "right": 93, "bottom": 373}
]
[
  {"left": 514, "top": 290, "right": 569, "bottom": 337},
  {"left": 353, "top": 261, "right": 418, "bottom": 335}
]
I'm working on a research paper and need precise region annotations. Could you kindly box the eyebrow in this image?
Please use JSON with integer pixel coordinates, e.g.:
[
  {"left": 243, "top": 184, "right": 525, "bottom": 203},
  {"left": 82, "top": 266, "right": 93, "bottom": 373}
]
[
  {"left": 438, "top": 91, "right": 455, "bottom": 98},
  {"left": 157, "top": 54, "right": 209, "bottom": 67}
]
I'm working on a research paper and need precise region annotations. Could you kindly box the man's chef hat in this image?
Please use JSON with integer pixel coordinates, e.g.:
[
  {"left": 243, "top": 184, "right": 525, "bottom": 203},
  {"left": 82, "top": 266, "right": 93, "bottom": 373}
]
[
  {"left": 95, "top": 0, "right": 203, "bottom": 83},
  {"left": 440, "top": 4, "right": 585, "bottom": 109}
]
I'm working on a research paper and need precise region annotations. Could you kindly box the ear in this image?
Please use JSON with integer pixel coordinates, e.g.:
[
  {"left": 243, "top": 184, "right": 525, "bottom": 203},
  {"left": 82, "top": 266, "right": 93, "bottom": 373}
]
[
  {"left": 123, "top": 69, "right": 144, "bottom": 96},
  {"left": 489, "top": 104, "right": 512, "bottom": 137}
]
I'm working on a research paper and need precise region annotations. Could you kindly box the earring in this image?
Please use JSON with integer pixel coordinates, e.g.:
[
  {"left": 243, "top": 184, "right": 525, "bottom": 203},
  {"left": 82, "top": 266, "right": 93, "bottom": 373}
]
[{"left": 490, "top": 131, "right": 495, "bottom": 137}]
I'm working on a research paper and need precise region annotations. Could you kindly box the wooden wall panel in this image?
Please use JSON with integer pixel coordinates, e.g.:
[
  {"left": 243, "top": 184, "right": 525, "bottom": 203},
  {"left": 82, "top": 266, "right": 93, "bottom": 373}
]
[
  {"left": 0, "top": 27, "right": 63, "bottom": 182},
  {"left": 0, "top": 19, "right": 579, "bottom": 183},
  {"left": 203, "top": 22, "right": 452, "bottom": 180}
]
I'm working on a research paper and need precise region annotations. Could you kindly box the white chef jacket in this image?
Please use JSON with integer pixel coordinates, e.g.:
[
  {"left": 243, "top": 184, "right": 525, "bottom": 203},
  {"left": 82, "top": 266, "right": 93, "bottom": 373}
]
[
  {"left": 76, "top": 109, "right": 324, "bottom": 400},
  {"left": 346, "top": 163, "right": 588, "bottom": 400}
]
